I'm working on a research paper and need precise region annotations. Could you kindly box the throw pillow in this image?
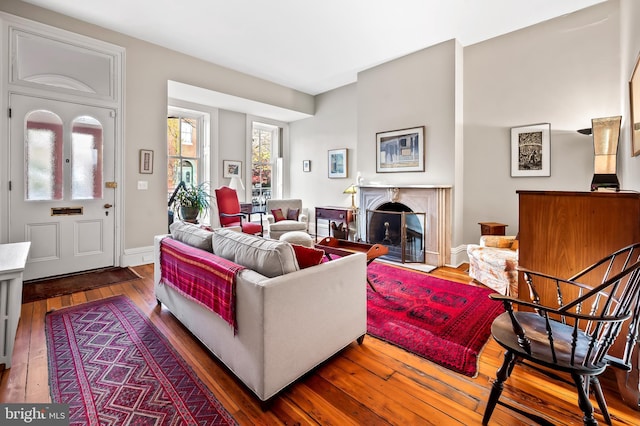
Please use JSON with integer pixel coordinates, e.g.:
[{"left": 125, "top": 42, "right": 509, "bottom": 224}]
[
  {"left": 271, "top": 208, "right": 286, "bottom": 222},
  {"left": 286, "top": 208, "right": 300, "bottom": 221},
  {"left": 510, "top": 240, "right": 519, "bottom": 251},
  {"left": 291, "top": 244, "right": 325, "bottom": 269}
]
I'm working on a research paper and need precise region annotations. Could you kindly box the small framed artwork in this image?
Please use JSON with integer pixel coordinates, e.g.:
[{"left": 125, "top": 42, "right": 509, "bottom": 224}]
[
  {"left": 303, "top": 160, "right": 311, "bottom": 172},
  {"left": 328, "top": 148, "right": 348, "bottom": 178},
  {"left": 630, "top": 53, "right": 640, "bottom": 156},
  {"left": 223, "top": 160, "right": 242, "bottom": 178},
  {"left": 510, "top": 123, "right": 551, "bottom": 177},
  {"left": 139, "top": 149, "right": 153, "bottom": 174},
  {"left": 376, "top": 126, "right": 425, "bottom": 173}
]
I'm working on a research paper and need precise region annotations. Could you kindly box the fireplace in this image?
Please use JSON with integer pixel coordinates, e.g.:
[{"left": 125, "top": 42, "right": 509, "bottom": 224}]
[
  {"left": 367, "top": 202, "right": 425, "bottom": 263},
  {"left": 358, "top": 185, "right": 451, "bottom": 267}
]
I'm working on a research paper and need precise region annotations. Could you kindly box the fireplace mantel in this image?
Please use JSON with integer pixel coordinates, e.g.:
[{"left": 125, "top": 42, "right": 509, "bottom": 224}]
[{"left": 358, "top": 185, "right": 451, "bottom": 266}]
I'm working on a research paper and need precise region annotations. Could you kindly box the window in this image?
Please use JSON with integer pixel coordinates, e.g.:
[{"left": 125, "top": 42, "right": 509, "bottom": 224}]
[
  {"left": 167, "top": 109, "right": 204, "bottom": 200},
  {"left": 251, "top": 122, "right": 281, "bottom": 206}
]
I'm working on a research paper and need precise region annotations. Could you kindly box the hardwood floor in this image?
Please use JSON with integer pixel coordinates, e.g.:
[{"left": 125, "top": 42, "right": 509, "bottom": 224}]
[{"left": 2, "top": 263, "right": 639, "bottom": 425}]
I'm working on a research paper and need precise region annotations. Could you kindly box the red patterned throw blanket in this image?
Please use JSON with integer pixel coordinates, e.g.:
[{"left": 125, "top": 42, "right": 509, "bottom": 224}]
[{"left": 160, "top": 238, "right": 244, "bottom": 331}]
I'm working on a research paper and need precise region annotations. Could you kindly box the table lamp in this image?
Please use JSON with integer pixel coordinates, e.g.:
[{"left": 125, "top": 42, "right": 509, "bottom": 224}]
[{"left": 343, "top": 184, "right": 357, "bottom": 210}]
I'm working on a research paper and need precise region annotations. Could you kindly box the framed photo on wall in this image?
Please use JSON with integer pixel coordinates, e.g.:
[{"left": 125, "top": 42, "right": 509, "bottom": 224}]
[
  {"left": 510, "top": 123, "right": 551, "bottom": 177},
  {"left": 328, "top": 149, "right": 347, "bottom": 178},
  {"left": 139, "top": 149, "right": 153, "bottom": 174},
  {"left": 376, "top": 126, "right": 425, "bottom": 173},
  {"left": 223, "top": 160, "right": 242, "bottom": 178}
]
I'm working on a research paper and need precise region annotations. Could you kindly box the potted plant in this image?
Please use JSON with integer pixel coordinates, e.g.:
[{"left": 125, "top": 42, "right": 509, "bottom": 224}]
[{"left": 174, "top": 182, "right": 211, "bottom": 222}]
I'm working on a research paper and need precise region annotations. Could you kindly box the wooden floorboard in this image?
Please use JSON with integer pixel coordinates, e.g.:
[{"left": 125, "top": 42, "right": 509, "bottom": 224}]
[{"left": 1, "top": 263, "right": 639, "bottom": 425}]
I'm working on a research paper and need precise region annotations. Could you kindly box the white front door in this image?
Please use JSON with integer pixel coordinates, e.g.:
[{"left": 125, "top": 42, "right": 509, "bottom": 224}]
[{"left": 9, "top": 94, "right": 116, "bottom": 280}]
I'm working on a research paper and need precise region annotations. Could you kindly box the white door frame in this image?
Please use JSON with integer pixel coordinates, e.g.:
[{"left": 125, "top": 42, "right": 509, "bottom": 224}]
[{"left": 0, "top": 12, "right": 124, "bottom": 270}]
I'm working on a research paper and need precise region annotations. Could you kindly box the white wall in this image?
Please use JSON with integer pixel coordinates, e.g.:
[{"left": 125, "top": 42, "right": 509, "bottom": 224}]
[
  {"left": 620, "top": 0, "right": 640, "bottom": 189},
  {"left": 289, "top": 84, "right": 357, "bottom": 235},
  {"left": 356, "top": 40, "right": 459, "bottom": 189},
  {"left": 463, "top": 0, "right": 621, "bottom": 242},
  {"left": 0, "top": 0, "right": 314, "bottom": 253}
]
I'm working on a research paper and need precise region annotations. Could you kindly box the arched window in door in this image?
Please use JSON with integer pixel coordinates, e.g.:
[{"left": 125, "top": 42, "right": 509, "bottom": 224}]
[
  {"left": 25, "top": 110, "right": 63, "bottom": 201},
  {"left": 72, "top": 115, "right": 103, "bottom": 199}
]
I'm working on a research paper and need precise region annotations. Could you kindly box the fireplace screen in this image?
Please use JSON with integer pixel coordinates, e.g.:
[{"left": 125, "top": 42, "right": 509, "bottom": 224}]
[{"left": 366, "top": 206, "right": 425, "bottom": 263}]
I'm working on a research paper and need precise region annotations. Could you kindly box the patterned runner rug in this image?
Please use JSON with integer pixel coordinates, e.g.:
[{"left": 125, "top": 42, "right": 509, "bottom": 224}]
[
  {"left": 367, "top": 262, "right": 504, "bottom": 377},
  {"left": 45, "top": 295, "right": 236, "bottom": 425}
]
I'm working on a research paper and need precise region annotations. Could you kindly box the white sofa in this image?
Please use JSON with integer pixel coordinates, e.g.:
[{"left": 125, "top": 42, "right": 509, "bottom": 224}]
[
  {"left": 265, "top": 199, "right": 309, "bottom": 239},
  {"left": 154, "top": 226, "right": 367, "bottom": 403}
]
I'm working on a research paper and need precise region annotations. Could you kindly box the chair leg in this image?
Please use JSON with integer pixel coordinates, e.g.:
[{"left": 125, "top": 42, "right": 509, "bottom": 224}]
[
  {"left": 590, "top": 376, "right": 611, "bottom": 425},
  {"left": 483, "top": 350, "right": 516, "bottom": 425},
  {"left": 572, "top": 373, "right": 598, "bottom": 426}
]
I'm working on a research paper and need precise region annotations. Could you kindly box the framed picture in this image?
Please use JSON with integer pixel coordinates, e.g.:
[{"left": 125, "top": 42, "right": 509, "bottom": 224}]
[
  {"left": 223, "top": 160, "right": 241, "bottom": 178},
  {"left": 139, "top": 149, "right": 153, "bottom": 174},
  {"left": 303, "top": 160, "right": 311, "bottom": 172},
  {"left": 328, "top": 148, "right": 347, "bottom": 178},
  {"left": 630, "top": 54, "right": 640, "bottom": 156},
  {"left": 510, "top": 123, "right": 551, "bottom": 177},
  {"left": 376, "top": 126, "right": 425, "bottom": 173}
]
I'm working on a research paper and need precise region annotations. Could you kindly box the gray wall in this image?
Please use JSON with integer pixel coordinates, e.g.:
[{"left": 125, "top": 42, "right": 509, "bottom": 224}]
[
  {"left": 463, "top": 0, "right": 621, "bottom": 242},
  {"left": 3, "top": 0, "right": 639, "bottom": 265},
  {"left": 0, "top": 0, "right": 314, "bottom": 251},
  {"left": 291, "top": 0, "right": 632, "bottom": 262}
]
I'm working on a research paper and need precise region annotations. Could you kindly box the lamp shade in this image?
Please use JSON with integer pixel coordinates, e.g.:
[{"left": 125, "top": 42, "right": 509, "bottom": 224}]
[
  {"left": 343, "top": 184, "right": 357, "bottom": 194},
  {"left": 343, "top": 184, "right": 357, "bottom": 209},
  {"left": 229, "top": 176, "right": 245, "bottom": 201}
]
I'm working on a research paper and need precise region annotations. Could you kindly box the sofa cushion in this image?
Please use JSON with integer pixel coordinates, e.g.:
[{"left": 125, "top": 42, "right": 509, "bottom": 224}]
[
  {"left": 212, "top": 228, "right": 298, "bottom": 277},
  {"left": 286, "top": 208, "right": 300, "bottom": 221},
  {"left": 291, "top": 244, "right": 324, "bottom": 269},
  {"left": 271, "top": 209, "right": 286, "bottom": 222},
  {"left": 169, "top": 221, "right": 213, "bottom": 252}
]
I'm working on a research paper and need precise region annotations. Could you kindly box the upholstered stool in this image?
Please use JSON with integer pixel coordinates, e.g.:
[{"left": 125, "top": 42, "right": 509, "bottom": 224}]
[{"left": 280, "top": 231, "right": 313, "bottom": 248}]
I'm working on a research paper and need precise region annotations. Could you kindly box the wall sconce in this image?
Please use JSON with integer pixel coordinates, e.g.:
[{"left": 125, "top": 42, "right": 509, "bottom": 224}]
[
  {"left": 578, "top": 116, "right": 621, "bottom": 191},
  {"left": 343, "top": 184, "right": 357, "bottom": 210}
]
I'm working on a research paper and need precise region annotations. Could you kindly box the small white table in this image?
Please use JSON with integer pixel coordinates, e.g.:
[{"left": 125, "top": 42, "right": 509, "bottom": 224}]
[{"left": 0, "top": 242, "right": 31, "bottom": 369}]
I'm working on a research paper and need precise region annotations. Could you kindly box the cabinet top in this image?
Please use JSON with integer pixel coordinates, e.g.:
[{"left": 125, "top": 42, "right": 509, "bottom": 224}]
[{"left": 517, "top": 190, "right": 640, "bottom": 198}]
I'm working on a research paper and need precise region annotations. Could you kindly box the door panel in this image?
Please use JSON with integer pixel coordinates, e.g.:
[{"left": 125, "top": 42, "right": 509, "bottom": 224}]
[{"left": 9, "top": 94, "right": 115, "bottom": 280}]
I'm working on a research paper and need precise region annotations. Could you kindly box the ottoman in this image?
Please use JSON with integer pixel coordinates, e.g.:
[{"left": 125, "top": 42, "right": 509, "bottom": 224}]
[{"left": 280, "top": 231, "right": 313, "bottom": 248}]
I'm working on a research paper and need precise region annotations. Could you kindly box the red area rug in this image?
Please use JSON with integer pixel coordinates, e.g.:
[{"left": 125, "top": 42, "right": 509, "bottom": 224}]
[
  {"left": 45, "top": 295, "right": 236, "bottom": 425},
  {"left": 367, "top": 262, "right": 504, "bottom": 377}
]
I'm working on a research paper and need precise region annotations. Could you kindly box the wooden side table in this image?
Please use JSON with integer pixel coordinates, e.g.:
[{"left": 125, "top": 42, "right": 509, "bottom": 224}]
[
  {"left": 0, "top": 241, "right": 31, "bottom": 370},
  {"left": 478, "top": 222, "right": 507, "bottom": 236},
  {"left": 315, "top": 206, "right": 354, "bottom": 239}
]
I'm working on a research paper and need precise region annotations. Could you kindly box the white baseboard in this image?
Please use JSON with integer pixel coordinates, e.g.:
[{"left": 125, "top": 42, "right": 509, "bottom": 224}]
[
  {"left": 121, "top": 245, "right": 154, "bottom": 267},
  {"left": 447, "top": 244, "right": 469, "bottom": 268}
]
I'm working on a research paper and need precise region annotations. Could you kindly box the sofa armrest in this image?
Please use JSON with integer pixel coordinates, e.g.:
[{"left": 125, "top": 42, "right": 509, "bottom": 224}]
[{"left": 258, "top": 253, "right": 367, "bottom": 399}]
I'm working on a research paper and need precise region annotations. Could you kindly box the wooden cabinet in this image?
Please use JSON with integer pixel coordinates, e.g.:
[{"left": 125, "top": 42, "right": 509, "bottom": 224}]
[{"left": 518, "top": 190, "right": 640, "bottom": 408}]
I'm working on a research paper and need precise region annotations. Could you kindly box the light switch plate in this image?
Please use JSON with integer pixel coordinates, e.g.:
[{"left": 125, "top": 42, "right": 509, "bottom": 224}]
[{"left": 137, "top": 180, "right": 148, "bottom": 190}]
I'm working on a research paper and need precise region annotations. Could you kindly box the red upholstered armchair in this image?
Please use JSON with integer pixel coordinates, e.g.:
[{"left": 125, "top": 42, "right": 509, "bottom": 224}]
[{"left": 215, "top": 186, "right": 263, "bottom": 236}]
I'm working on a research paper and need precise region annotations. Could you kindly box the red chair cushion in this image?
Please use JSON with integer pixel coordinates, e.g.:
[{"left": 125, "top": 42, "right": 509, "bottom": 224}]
[{"left": 241, "top": 221, "right": 263, "bottom": 235}]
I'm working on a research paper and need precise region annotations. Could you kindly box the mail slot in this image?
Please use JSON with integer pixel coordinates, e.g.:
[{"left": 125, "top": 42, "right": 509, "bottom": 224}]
[{"left": 51, "top": 207, "right": 83, "bottom": 216}]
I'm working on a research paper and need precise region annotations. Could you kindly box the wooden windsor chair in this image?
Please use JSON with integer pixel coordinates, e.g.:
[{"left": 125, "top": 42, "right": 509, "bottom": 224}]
[{"left": 483, "top": 242, "right": 640, "bottom": 426}]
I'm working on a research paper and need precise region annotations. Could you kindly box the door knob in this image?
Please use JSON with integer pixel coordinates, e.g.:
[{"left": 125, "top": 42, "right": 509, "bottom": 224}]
[{"left": 104, "top": 203, "right": 113, "bottom": 209}]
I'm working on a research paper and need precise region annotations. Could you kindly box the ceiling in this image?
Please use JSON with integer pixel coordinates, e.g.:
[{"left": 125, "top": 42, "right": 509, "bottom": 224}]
[{"left": 21, "top": 0, "right": 605, "bottom": 96}]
